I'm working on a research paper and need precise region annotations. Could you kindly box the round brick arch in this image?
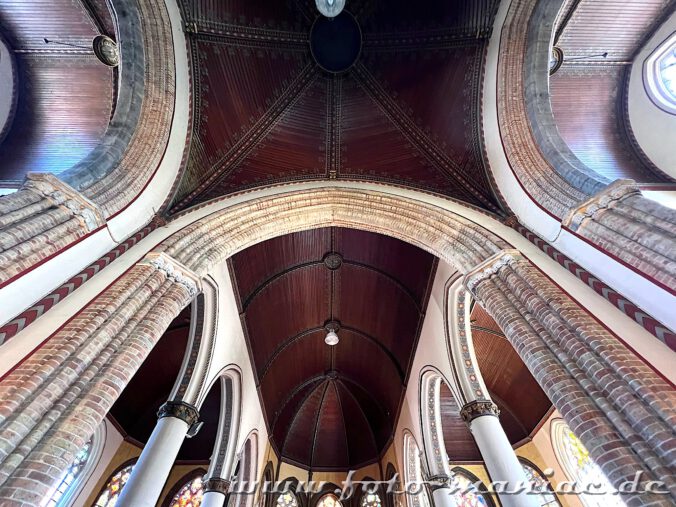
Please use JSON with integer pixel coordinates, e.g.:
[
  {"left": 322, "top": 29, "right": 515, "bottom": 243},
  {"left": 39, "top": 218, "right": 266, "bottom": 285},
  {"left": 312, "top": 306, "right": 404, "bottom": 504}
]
[{"left": 0, "top": 188, "right": 672, "bottom": 507}]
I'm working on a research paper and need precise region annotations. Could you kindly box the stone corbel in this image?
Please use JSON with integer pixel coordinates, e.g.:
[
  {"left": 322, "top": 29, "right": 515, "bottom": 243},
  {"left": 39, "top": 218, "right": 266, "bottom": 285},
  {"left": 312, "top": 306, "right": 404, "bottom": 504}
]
[
  {"left": 463, "top": 249, "right": 523, "bottom": 297},
  {"left": 139, "top": 252, "right": 202, "bottom": 297},
  {"left": 562, "top": 179, "right": 640, "bottom": 232},
  {"left": 23, "top": 172, "right": 106, "bottom": 232}
]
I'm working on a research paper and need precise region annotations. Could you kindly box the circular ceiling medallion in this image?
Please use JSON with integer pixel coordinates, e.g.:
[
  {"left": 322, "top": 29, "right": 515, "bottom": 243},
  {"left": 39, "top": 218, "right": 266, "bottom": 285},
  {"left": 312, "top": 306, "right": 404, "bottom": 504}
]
[
  {"left": 323, "top": 252, "right": 343, "bottom": 270},
  {"left": 310, "top": 11, "right": 362, "bottom": 73},
  {"left": 93, "top": 35, "right": 119, "bottom": 67}
]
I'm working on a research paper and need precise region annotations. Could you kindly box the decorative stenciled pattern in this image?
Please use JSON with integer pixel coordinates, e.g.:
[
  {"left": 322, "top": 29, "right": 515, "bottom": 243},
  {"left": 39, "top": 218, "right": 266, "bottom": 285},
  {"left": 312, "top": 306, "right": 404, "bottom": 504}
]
[
  {"left": 426, "top": 377, "right": 445, "bottom": 474},
  {"left": 94, "top": 464, "right": 135, "bottom": 507},
  {"left": 46, "top": 437, "right": 92, "bottom": 506},
  {"left": 405, "top": 434, "right": 431, "bottom": 507},
  {"left": 456, "top": 290, "right": 489, "bottom": 400},
  {"left": 169, "top": 476, "right": 204, "bottom": 507}
]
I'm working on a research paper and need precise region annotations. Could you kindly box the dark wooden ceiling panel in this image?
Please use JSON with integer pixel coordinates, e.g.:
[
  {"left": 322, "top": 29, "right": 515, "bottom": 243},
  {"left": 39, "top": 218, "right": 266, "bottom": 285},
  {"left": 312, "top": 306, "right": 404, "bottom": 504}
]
[
  {"left": 440, "top": 381, "right": 481, "bottom": 462},
  {"left": 243, "top": 264, "right": 329, "bottom": 368},
  {"left": 231, "top": 227, "right": 437, "bottom": 469},
  {"left": 550, "top": 66, "right": 669, "bottom": 183},
  {"left": 199, "top": 76, "right": 328, "bottom": 201},
  {"left": 334, "top": 228, "right": 436, "bottom": 301},
  {"left": 169, "top": 0, "right": 504, "bottom": 214}
]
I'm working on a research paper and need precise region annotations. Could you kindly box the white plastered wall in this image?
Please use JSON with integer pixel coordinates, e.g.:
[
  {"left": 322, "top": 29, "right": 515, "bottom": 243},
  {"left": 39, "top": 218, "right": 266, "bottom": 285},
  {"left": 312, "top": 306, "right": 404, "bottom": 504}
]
[{"left": 627, "top": 10, "right": 676, "bottom": 179}]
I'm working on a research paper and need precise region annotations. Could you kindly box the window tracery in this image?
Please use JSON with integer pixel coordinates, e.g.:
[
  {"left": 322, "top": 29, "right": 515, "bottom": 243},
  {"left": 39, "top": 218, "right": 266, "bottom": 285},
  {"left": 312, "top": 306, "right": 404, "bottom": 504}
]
[
  {"left": 518, "top": 459, "right": 558, "bottom": 507},
  {"left": 552, "top": 419, "right": 624, "bottom": 507},
  {"left": 277, "top": 492, "right": 299, "bottom": 507},
  {"left": 316, "top": 494, "right": 343, "bottom": 507},
  {"left": 168, "top": 475, "right": 204, "bottom": 507},
  {"left": 46, "top": 438, "right": 93, "bottom": 506},
  {"left": 645, "top": 33, "right": 676, "bottom": 114},
  {"left": 94, "top": 463, "right": 135, "bottom": 507},
  {"left": 449, "top": 469, "right": 492, "bottom": 507}
]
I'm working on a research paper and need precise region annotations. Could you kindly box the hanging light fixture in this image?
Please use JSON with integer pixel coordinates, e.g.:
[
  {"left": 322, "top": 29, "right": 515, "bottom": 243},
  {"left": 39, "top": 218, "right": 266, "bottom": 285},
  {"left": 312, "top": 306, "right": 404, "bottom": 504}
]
[
  {"left": 325, "top": 327, "right": 340, "bottom": 346},
  {"left": 315, "top": 0, "right": 346, "bottom": 18}
]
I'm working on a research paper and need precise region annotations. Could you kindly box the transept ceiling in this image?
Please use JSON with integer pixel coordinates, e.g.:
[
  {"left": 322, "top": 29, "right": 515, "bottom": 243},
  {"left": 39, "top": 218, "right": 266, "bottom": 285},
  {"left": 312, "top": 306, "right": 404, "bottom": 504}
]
[{"left": 168, "top": 0, "right": 504, "bottom": 214}]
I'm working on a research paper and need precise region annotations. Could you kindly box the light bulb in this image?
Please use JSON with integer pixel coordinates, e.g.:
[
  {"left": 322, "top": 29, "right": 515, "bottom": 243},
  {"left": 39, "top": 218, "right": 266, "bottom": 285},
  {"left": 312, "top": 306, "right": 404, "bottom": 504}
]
[
  {"left": 325, "top": 329, "right": 340, "bottom": 346},
  {"left": 315, "top": 0, "right": 346, "bottom": 18}
]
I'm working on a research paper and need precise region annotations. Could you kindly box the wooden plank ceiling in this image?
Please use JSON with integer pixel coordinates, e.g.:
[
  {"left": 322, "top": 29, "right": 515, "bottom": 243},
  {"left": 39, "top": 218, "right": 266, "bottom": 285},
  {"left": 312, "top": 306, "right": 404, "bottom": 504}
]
[
  {"left": 229, "top": 227, "right": 438, "bottom": 469},
  {"left": 168, "top": 0, "right": 503, "bottom": 214},
  {"left": 0, "top": 0, "right": 116, "bottom": 184}
]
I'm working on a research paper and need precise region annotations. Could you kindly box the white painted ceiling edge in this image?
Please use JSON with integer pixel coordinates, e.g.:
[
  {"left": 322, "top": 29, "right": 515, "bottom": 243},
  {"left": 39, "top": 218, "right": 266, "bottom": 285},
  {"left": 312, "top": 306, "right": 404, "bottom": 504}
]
[
  {"left": 627, "top": 9, "right": 676, "bottom": 179},
  {"left": 0, "top": 0, "right": 191, "bottom": 323},
  {"left": 482, "top": 0, "right": 674, "bottom": 329},
  {"left": 1, "top": 181, "right": 672, "bottom": 383}
]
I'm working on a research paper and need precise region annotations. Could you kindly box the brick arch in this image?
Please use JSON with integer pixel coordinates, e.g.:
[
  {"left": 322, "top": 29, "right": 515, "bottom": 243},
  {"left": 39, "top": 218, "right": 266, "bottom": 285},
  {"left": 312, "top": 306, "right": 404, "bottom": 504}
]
[{"left": 0, "top": 187, "right": 672, "bottom": 507}]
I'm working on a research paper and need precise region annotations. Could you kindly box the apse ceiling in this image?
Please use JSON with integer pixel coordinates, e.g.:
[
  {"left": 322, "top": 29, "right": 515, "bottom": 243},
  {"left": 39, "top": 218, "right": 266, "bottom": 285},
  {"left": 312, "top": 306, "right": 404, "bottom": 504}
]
[
  {"left": 229, "top": 227, "right": 438, "bottom": 469},
  {"left": 0, "top": 0, "right": 116, "bottom": 185},
  {"left": 169, "top": 0, "right": 503, "bottom": 214}
]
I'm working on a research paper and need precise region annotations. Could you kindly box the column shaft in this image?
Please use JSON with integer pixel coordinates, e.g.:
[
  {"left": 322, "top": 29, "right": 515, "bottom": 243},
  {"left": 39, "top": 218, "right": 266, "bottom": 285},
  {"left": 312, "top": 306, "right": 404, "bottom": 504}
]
[
  {"left": 432, "top": 487, "right": 459, "bottom": 507},
  {"left": 201, "top": 492, "right": 227, "bottom": 507}
]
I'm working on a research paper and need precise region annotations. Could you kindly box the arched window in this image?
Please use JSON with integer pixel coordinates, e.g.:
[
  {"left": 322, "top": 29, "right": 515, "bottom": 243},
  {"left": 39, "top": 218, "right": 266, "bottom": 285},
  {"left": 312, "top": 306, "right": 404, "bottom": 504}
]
[
  {"left": 360, "top": 492, "right": 383, "bottom": 507},
  {"left": 94, "top": 462, "right": 136, "bottom": 507},
  {"left": 277, "top": 491, "right": 299, "bottom": 507},
  {"left": 450, "top": 468, "right": 493, "bottom": 507},
  {"left": 645, "top": 32, "right": 676, "bottom": 114},
  {"left": 551, "top": 419, "right": 624, "bottom": 507},
  {"left": 167, "top": 475, "right": 204, "bottom": 507},
  {"left": 518, "top": 458, "right": 559, "bottom": 507},
  {"left": 316, "top": 494, "right": 343, "bottom": 507},
  {"left": 46, "top": 438, "right": 93, "bottom": 506}
]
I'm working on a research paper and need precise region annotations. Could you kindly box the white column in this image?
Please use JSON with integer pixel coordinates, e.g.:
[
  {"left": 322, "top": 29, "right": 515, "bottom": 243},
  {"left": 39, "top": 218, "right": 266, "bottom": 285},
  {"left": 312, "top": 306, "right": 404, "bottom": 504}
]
[
  {"left": 432, "top": 486, "right": 459, "bottom": 507},
  {"left": 201, "top": 491, "right": 227, "bottom": 507},
  {"left": 117, "top": 401, "right": 200, "bottom": 507},
  {"left": 462, "top": 401, "right": 538, "bottom": 507},
  {"left": 201, "top": 479, "right": 231, "bottom": 507}
]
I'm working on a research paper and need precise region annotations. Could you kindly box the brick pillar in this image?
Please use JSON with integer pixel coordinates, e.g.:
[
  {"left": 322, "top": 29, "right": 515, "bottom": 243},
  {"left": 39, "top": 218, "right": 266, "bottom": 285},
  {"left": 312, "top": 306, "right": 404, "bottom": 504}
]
[
  {"left": 464, "top": 251, "right": 676, "bottom": 507},
  {"left": 0, "top": 173, "right": 105, "bottom": 283},
  {"left": 0, "top": 252, "right": 201, "bottom": 506},
  {"left": 562, "top": 180, "right": 676, "bottom": 290}
]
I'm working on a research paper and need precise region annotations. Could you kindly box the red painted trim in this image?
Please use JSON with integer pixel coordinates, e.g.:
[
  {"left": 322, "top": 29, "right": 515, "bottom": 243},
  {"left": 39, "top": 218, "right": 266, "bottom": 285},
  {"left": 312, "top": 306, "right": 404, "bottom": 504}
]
[
  {"left": 0, "top": 224, "right": 107, "bottom": 291},
  {"left": 561, "top": 224, "right": 675, "bottom": 296}
]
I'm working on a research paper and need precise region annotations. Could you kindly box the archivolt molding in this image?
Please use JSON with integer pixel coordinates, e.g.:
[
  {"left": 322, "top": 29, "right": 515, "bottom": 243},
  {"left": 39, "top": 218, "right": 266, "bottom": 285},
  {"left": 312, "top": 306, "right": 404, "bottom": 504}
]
[{"left": 419, "top": 369, "right": 454, "bottom": 479}]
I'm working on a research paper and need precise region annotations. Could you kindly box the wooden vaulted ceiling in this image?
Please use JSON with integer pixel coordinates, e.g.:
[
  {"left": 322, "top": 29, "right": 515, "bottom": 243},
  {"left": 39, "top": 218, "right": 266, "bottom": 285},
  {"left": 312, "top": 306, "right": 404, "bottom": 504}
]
[
  {"left": 169, "top": 0, "right": 503, "bottom": 214},
  {"left": 0, "top": 0, "right": 116, "bottom": 184},
  {"left": 229, "top": 227, "right": 438, "bottom": 469}
]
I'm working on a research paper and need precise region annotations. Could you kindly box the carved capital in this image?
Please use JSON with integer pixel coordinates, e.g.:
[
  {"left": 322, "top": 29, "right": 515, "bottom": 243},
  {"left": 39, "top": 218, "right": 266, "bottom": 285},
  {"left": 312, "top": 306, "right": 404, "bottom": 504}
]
[
  {"left": 428, "top": 474, "right": 453, "bottom": 492},
  {"left": 140, "top": 252, "right": 202, "bottom": 297},
  {"left": 23, "top": 173, "right": 106, "bottom": 231},
  {"left": 463, "top": 249, "right": 522, "bottom": 297},
  {"left": 562, "top": 179, "right": 640, "bottom": 232},
  {"left": 203, "top": 477, "right": 231, "bottom": 495},
  {"left": 157, "top": 400, "right": 200, "bottom": 426},
  {"left": 460, "top": 400, "right": 500, "bottom": 424}
]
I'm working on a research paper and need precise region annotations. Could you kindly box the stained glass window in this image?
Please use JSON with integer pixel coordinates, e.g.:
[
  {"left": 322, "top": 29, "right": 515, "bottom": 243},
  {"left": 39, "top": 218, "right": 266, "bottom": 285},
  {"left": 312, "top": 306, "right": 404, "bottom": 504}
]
[
  {"left": 519, "top": 460, "right": 558, "bottom": 507},
  {"left": 552, "top": 420, "right": 624, "bottom": 507},
  {"left": 276, "top": 492, "right": 298, "bottom": 507},
  {"left": 317, "top": 494, "right": 343, "bottom": 507},
  {"left": 169, "top": 476, "right": 204, "bottom": 507},
  {"left": 46, "top": 438, "right": 93, "bottom": 506},
  {"left": 94, "top": 463, "right": 135, "bottom": 507},
  {"left": 360, "top": 492, "right": 382, "bottom": 507},
  {"left": 450, "top": 470, "right": 490, "bottom": 507},
  {"left": 645, "top": 33, "right": 676, "bottom": 114}
]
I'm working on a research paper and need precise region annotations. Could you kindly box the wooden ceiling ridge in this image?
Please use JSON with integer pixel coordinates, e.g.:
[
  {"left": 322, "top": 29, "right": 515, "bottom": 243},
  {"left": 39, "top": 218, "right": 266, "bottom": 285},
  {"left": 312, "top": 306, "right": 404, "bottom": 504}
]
[
  {"left": 352, "top": 63, "right": 501, "bottom": 213},
  {"left": 172, "top": 62, "right": 320, "bottom": 211}
]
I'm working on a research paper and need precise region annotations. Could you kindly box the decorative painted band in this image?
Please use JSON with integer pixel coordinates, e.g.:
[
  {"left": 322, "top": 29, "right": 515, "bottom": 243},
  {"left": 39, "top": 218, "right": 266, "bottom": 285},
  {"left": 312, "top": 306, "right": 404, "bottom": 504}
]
[
  {"left": 514, "top": 223, "right": 676, "bottom": 351},
  {"left": 0, "top": 221, "right": 160, "bottom": 344}
]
